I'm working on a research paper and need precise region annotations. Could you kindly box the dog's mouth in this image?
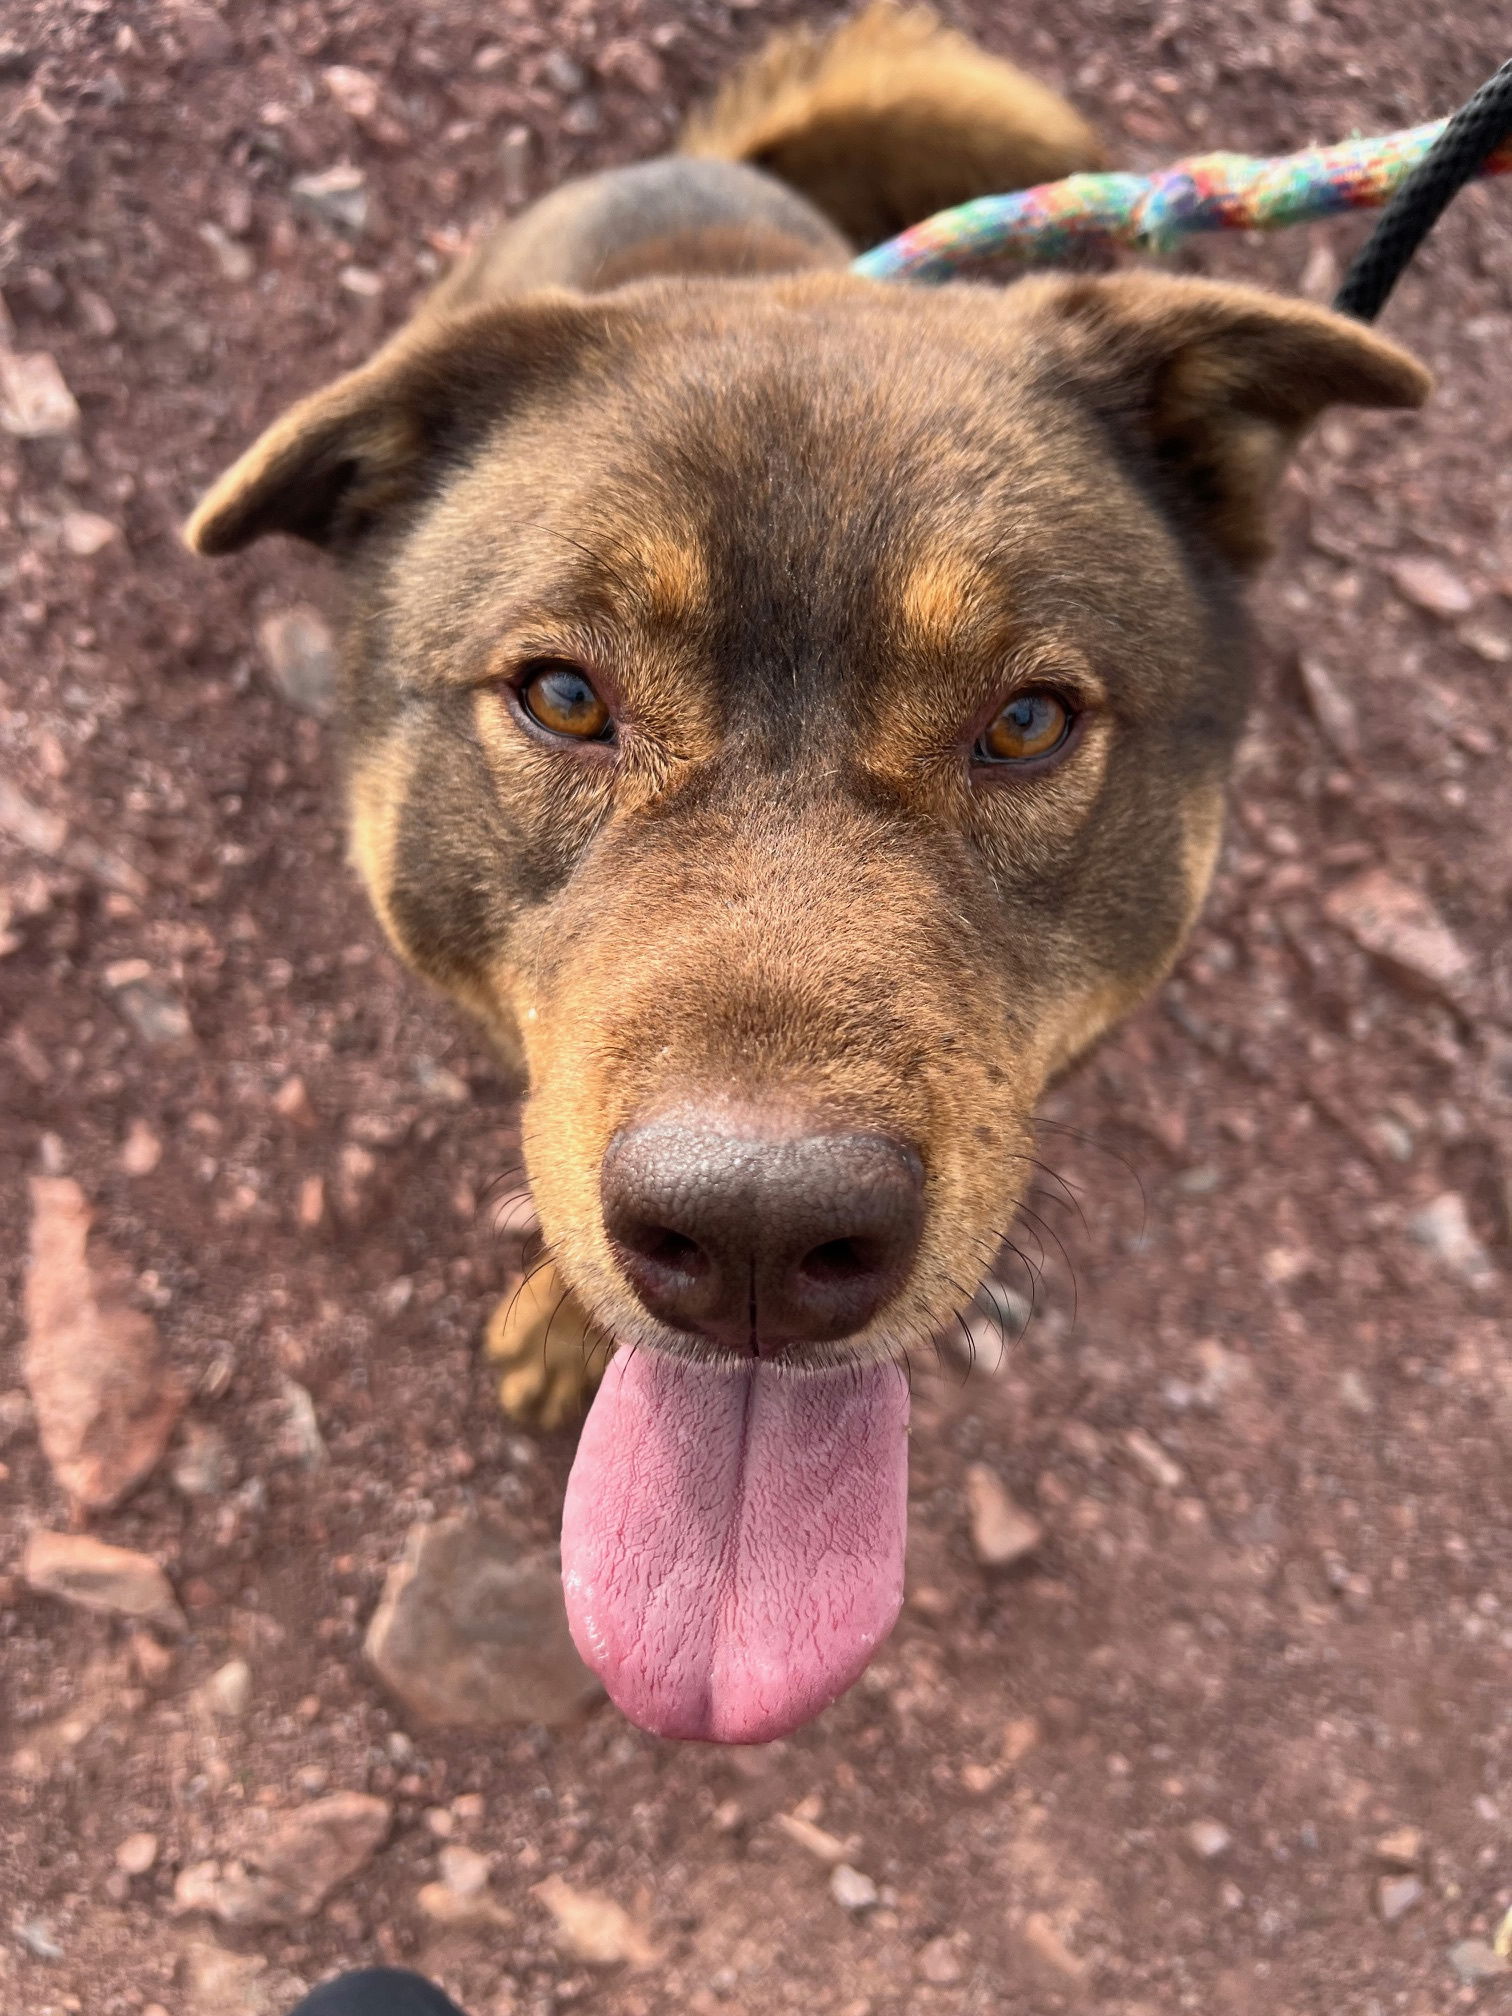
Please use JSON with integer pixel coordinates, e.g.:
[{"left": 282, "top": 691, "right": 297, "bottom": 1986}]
[{"left": 561, "top": 1342, "right": 910, "bottom": 1744}]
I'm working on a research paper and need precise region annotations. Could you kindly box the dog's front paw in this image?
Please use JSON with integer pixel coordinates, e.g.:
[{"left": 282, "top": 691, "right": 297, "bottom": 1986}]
[{"left": 484, "top": 1265, "right": 606, "bottom": 1431}]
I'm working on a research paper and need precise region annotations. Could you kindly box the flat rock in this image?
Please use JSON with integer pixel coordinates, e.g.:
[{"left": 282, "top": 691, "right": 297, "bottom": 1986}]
[
  {"left": 1389, "top": 555, "right": 1476, "bottom": 617},
  {"left": 964, "top": 1462, "right": 1043, "bottom": 1567},
  {"left": 1323, "top": 869, "right": 1473, "bottom": 1004},
  {"left": 22, "top": 1530, "right": 185, "bottom": 1632},
  {"left": 256, "top": 605, "right": 338, "bottom": 717},
  {"left": 365, "top": 1513, "right": 601, "bottom": 1729},
  {"left": 174, "top": 1792, "right": 391, "bottom": 1926},
  {"left": 24, "top": 1177, "right": 186, "bottom": 1509}
]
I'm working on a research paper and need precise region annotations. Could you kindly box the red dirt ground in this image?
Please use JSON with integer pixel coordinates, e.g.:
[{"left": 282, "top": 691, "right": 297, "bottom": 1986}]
[{"left": 1, "top": 3, "right": 1509, "bottom": 2013}]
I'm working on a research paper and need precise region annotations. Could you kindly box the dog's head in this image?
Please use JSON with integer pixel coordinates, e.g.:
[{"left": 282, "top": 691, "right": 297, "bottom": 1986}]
[{"left": 190, "top": 269, "right": 1425, "bottom": 1737}]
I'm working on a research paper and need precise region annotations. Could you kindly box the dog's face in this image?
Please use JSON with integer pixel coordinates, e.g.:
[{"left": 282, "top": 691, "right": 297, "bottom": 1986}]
[{"left": 190, "top": 271, "right": 1425, "bottom": 1373}]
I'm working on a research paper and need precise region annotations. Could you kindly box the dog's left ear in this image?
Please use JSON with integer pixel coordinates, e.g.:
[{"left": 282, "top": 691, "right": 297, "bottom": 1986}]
[
  {"left": 1020, "top": 272, "right": 1431, "bottom": 568},
  {"left": 184, "top": 294, "right": 609, "bottom": 557}
]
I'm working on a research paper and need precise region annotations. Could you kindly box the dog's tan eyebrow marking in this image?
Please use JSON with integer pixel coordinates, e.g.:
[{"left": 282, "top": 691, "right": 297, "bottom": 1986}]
[
  {"left": 896, "top": 549, "right": 999, "bottom": 650},
  {"left": 617, "top": 530, "right": 710, "bottom": 621}
]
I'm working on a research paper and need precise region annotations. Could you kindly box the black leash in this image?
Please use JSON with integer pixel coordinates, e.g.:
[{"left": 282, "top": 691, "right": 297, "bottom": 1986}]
[{"left": 1335, "top": 57, "right": 1512, "bottom": 322}]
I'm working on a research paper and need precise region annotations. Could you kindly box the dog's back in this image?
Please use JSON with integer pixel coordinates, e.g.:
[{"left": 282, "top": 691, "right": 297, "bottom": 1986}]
[{"left": 430, "top": 0, "right": 1105, "bottom": 310}]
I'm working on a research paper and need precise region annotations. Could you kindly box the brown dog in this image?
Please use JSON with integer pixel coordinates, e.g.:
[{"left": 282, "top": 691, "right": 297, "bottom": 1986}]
[{"left": 187, "top": 4, "right": 1428, "bottom": 1742}]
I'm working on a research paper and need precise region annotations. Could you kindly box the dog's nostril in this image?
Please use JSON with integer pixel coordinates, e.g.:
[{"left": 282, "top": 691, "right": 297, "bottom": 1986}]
[
  {"left": 640, "top": 1226, "right": 706, "bottom": 1277},
  {"left": 798, "top": 1236, "right": 879, "bottom": 1287}
]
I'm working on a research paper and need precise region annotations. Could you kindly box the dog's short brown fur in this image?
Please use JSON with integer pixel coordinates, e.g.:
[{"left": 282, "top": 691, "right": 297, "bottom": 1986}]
[{"left": 188, "top": 3, "right": 1428, "bottom": 1427}]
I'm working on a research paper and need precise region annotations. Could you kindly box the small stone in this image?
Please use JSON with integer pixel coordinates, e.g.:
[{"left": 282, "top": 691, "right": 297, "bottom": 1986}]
[
  {"left": 333, "top": 1142, "right": 379, "bottom": 1226},
  {"left": 1001, "top": 1716, "right": 1040, "bottom": 1765},
  {"left": 595, "top": 37, "right": 664, "bottom": 95},
  {"left": 772, "top": 1811, "right": 853, "bottom": 1865},
  {"left": 438, "top": 1844, "right": 491, "bottom": 1898},
  {"left": 1297, "top": 654, "right": 1361, "bottom": 761},
  {"left": 0, "top": 1388, "right": 33, "bottom": 1443},
  {"left": 257, "top": 606, "right": 338, "bottom": 718},
  {"left": 964, "top": 1462, "right": 1043, "bottom": 1568},
  {"left": 1185, "top": 1819, "right": 1233, "bottom": 1861},
  {"left": 1323, "top": 869, "right": 1473, "bottom": 1004},
  {"left": 24, "top": 1178, "right": 186, "bottom": 1508},
  {"left": 171, "top": 1418, "right": 236, "bottom": 1497},
  {"left": 338, "top": 266, "right": 383, "bottom": 298},
  {"left": 60, "top": 510, "right": 119, "bottom": 556},
  {"left": 278, "top": 1377, "right": 327, "bottom": 1469},
  {"left": 115, "top": 1831, "right": 160, "bottom": 1875},
  {"left": 198, "top": 222, "right": 255, "bottom": 284},
  {"left": 1337, "top": 1369, "right": 1376, "bottom": 1417},
  {"left": 499, "top": 124, "right": 532, "bottom": 208},
  {"left": 173, "top": 1792, "right": 391, "bottom": 1926},
  {"left": 533, "top": 1875, "right": 657, "bottom": 1966},
  {"left": 22, "top": 1530, "right": 184, "bottom": 1632},
  {"left": 561, "top": 96, "right": 601, "bottom": 136},
  {"left": 916, "top": 1937, "right": 963, "bottom": 1985},
  {"left": 1449, "top": 1940, "right": 1510, "bottom": 1984},
  {"left": 1376, "top": 1873, "right": 1424, "bottom": 1924},
  {"left": 1458, "top": 619, "right": 1511, "bottom": 664},
  {"left": 0, "top": 346, "right": 80, "bottom": 436},
  {"left": 417, "top": 1882, "right": 511, "bottom": 1930},
  {"left": 1373, "top": 1825, "right": 1425, "bottom": 1870},
  {"left": 413, "top": 1057, "right": 470, "bottom": 1103},
  {"left": 366, "top": 1514, "right": 601, "bottom": 1728},
  {"left": 1408, "top": 1193, "right": 1496, "bottom": 1289},
  {"left": 120, "top": 1119, "right": 163, "bottom": 1175},
  {"left": 199, "top": 1657, "right": 253, "bottom": 1721},
  {"left": 290, "top": 165, "right": 369, "bottom": 236},
  {"left": 1018, "top": 1912, "right": 1087, "bottom": 1983},
  {"left": 829, "top": 1864, "right": 878, "bottom": 1912},
  {"left": 104, "top": 964, "right": 193, "bottom": 1046},
  {"left": 540, "top": 49, "right": 586, "bottom": 94},
  {"left": 322, "top": 65, "right": 380, "bottom": 120},
  {"left": 273, "top": 1074, "right": 314, "bottom": 1125},
  {"left": 297, "top": 1174, "right": 326, "bottom": 1230},
  {"left": 1123, "top": 1425, "right": 1185, "bottom": 1490},
  {"left": 1389, "top": 555, "right": 1476, "bottom": 618}
]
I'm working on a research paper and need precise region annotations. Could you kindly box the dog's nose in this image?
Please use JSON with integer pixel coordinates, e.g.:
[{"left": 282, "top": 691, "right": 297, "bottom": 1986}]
[{"left": 601, "top": 1109, "right": 925, "bottom": 1354}]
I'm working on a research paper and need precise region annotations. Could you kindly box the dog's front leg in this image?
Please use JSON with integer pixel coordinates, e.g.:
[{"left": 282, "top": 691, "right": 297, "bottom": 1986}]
[{"left": 484, "top": 1265, "right": 606, "bottom": 1432}]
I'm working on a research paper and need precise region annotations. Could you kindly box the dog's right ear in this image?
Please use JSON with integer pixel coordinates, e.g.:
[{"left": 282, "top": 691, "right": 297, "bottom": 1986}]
[{"left": 184, "top": 295, "right": 607, "bottom": 557}]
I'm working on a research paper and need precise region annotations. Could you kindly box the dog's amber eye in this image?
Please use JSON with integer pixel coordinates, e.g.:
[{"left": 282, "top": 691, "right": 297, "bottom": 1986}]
[
  {"left": 976, "top": 690, "right": 1073, "bottom": 765},
  {"left": 517, "top": 661, "right": 613, "bottom": 742}
]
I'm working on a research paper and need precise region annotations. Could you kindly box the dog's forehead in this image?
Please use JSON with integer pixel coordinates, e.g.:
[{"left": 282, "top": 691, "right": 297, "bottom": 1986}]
[{"left": 400, "top": 288, "right": 1207, "bottom": 727}]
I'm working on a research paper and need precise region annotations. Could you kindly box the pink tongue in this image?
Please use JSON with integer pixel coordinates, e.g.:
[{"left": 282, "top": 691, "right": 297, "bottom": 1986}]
[{"left": 562, "top": 1350, "right": 909, "bottom": 1743}]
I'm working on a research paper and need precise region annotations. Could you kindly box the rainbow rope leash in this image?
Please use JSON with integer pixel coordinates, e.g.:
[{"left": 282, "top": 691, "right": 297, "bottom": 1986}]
[{"left": 853, "top": 119, "right": 1512, "bottom": 283}]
